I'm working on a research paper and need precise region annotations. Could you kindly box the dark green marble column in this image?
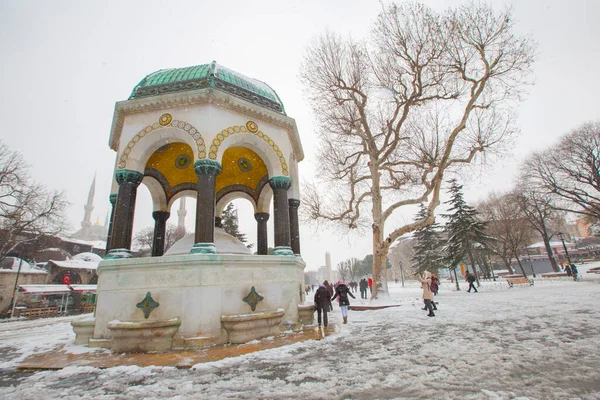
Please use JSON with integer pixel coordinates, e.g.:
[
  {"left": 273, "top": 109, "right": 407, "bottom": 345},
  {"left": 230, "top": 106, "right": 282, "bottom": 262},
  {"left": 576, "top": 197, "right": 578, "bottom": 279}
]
[
  {"left": 254, "top": 212, "right": 270, "bottom": 255},
  {"left": 105, "top": 193, "right": 117, "bottom": 253},
  {"left": 288, "top": 199, "right": 301, "bottom": 255},
  {"left": 106, "top": 170, "right": 144, "bottom": 259},
  {"left": 152, "top": 211, "right": 170, "bottom": 257},
  {"left": 191, "top": 159, "right": 222, "bottom": 254},
  {"left": 269, "top": 176, "right": 293, "bottom": 256}
]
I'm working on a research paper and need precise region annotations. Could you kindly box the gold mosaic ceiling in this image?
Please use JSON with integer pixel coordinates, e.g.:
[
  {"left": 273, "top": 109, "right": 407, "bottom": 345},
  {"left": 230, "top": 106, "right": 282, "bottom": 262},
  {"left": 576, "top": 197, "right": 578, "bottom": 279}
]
[{"left": 144, "top": 143, "right": 268, "bottom": 203}]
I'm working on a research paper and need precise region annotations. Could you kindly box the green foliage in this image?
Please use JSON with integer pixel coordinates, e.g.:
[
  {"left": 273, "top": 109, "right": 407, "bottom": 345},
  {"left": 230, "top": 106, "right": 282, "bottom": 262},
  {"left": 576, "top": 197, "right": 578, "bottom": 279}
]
[
  {"left": 356, "top": 254, "right": 391, "bottom": 277},
  {"left": 442, "top": 179, "right": 489, "bottom": 270},
  {"left": 411, "top": 204, "right": 444, "bottom": 274},
  {"left": 221, "top": 202, "right": 250, "bottom": 246}
]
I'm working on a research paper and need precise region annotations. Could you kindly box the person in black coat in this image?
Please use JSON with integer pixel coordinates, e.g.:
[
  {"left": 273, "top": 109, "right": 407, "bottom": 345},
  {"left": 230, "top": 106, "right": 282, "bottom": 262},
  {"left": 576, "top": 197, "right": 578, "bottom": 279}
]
[
  {"left": 314, "top": 285, "right": 331, "bottom": 327},
  {"left": 331, "top": 281, "right": 355, "bottom": 324}
]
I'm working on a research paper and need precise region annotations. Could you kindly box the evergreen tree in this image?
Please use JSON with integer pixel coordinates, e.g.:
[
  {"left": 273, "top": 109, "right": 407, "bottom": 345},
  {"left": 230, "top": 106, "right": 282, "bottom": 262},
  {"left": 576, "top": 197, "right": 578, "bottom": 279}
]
[
  {"left": 442, "top": 179, "right": 489, "bottom": 281},
  {"left": 411, "top": 204, "right": 444, "bottom": 274},
  {"left": 221, "top": 202, "right": 249, "bottom": 245}
]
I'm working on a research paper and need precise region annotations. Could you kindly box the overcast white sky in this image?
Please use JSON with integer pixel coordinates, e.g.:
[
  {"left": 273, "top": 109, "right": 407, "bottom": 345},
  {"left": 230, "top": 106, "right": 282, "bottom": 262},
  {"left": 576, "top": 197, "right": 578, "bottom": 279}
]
[{"left": 0, "top": 0, "right": 598, "bottom": 271}]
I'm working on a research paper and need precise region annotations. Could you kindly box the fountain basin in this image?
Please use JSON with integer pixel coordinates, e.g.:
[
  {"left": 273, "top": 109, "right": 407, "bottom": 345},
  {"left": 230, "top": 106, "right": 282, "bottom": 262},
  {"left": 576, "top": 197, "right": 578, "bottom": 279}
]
[
  {"left": 71, "top": 317, "right": 96, "bottom": 345},
  {"left": 297, "top": 304, "right": 316, "bottom": 325},
  {"left": 107, "top": 317, "right": 181, "bottom": 352},
  {"left": 92, "top": 254, "right": 305, "bottom": 348},
  {"left": 221, "top": 309, "right": 285, "bottom": 344}
]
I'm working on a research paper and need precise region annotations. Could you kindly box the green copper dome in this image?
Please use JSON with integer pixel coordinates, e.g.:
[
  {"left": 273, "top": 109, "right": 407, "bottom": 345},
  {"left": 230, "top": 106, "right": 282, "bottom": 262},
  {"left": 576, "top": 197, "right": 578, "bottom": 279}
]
[{"left": 130, "top": 61, "right": 286, "bottom": 114}]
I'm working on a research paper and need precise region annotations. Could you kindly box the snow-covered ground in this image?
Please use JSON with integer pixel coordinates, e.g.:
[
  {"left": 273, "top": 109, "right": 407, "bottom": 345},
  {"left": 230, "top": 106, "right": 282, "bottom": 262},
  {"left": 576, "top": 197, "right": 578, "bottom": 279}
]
[{"left": 1, "top": 265, "right": 599, "bottom": 399}]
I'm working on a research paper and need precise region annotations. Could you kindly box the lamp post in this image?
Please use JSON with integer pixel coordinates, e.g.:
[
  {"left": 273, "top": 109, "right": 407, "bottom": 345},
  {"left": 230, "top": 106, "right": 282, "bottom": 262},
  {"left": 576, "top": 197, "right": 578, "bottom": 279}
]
[
  {"left": 557, "top": 232, "right": 572, "bottom": 264},
  {"left": 524, "top": 245, "right": 536, "bottom": 278}
]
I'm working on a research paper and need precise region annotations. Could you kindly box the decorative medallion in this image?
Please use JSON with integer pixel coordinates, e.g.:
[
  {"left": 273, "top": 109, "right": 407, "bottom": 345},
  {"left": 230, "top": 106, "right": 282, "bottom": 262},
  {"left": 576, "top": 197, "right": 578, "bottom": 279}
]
[
  {"left": 136, "top": 292, "right": 160, "bottom": 319},
  {"left": 237, "top": 157, "right": 252, "bottom": 172},
  {"left": 246, "top": 121, "right": 258, "bottom": 133},
  {"left": 242, "top": 286, "right": 264, "bottom": 312},
  {"left": 159, "top": 113, "right": 173, "bottom": 126},
  {"left": 175, "top": 154, "right": 192, "bottom": 169}
]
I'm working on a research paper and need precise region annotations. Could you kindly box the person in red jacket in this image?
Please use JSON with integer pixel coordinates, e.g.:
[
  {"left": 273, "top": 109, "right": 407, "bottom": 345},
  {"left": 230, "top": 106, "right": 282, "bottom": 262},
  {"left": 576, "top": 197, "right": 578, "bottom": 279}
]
[{"left": 368, "top": 277, "right": 373, "bottom": 294}]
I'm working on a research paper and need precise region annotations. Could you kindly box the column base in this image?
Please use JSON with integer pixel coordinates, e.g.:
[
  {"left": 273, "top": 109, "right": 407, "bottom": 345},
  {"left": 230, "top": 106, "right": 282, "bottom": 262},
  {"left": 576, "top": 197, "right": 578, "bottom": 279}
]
[
  {"left": 273, "top": 246, "right": 294, "bottom": 256},
  {"left": 190, "top": 243, "right": 217, "bottom": 254},
  {"left": 104, "top": 249, "right": 133, "bottom": 260}
]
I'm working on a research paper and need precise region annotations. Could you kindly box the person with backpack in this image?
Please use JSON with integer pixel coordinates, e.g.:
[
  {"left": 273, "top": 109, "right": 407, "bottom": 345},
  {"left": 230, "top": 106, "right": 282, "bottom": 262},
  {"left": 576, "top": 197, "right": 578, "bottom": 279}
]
[
  {"left": 465, "top": 271, "right": 478, "bottom": 293},
  {"left": 331, "top": 280, "right": 355, "bottom": 324},
  {"left": 314, "top": 283, "right": 332, "bottom": 328}
]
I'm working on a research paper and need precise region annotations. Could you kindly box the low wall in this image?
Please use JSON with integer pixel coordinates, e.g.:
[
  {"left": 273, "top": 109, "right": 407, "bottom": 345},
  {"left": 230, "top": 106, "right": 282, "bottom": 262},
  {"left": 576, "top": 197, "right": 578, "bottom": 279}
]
[{"left": 93, "top": 254, "right": 305, "bottom": 346}]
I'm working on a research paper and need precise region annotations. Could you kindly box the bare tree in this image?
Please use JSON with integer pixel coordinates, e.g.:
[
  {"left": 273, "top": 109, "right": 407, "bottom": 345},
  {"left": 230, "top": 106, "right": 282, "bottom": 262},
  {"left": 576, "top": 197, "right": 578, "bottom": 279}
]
[
  {"left": 0, "top": 142, "right": 69, "bottom": 261},
  {"left": 300, "top": 2, "right": 535, "bottom": 297},
  {"left": 134, "top": 224, "right": 180, "bottom": 255},
  {"left": 388, "top": 237, "right": 415, "bottom": 287},
  {"left": 524, "top": 121, "right": 600, "bottom": 219},
  {"left": 515, "top": 189, "right": 563, "bottom": 272},
  {"left": 478, "top": 191, "right": 533, "bottom": 276}
]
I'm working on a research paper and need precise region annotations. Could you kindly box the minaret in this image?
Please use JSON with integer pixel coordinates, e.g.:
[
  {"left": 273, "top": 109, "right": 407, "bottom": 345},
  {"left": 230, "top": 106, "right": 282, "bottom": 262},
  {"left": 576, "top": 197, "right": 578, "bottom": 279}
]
[
  {"left": 325, "top": 251, "right": 332, "bottom": 282},
  {"left": 177, "top": 198, "right": 187, "bottom": 230},
  {"left": 81, "top": 174, "right": 96, "bottom": 235}
]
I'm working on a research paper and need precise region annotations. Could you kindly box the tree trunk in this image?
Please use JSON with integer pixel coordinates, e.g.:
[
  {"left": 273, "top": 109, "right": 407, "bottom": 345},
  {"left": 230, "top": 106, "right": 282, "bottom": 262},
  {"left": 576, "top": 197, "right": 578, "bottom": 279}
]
[
  {"left": 502, "top": 257, "right": 515, "bottom": 274},
  {"left": 453, "top": 268, "right": 460, "bottom": 291},
  {"left": 467, "top": 247, "right": 481, "bottom": 287},
  {"left": 370, "top": 164, "right": 389, "bottom": 299},
  {"left": 542, "top": 233, "right": 560, "bottom": 272},
  {"left": 515, "top": 254, "right": 528, "bottom": 278}
]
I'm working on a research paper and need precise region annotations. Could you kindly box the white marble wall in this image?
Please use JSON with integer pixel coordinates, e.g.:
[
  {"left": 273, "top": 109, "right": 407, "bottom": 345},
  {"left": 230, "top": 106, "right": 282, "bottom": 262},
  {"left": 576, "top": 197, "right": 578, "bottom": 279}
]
[{"left": 93, "top": 254, "right": 305, "bottom": 345}]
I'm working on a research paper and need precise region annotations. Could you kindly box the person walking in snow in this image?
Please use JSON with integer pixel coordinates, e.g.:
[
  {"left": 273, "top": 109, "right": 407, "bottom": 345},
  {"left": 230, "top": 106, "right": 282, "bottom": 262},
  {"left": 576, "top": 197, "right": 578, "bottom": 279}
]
[
  {"left": 416, "top": 271, "right": 436, "bottom": 317},
  {"left": 368, "top": 277, "right": 373, "bottom": 294},
  {"left": 570, "top": 263, "right": 579, "bottom": 281},
  {"left": 465, "top": 271, "right": 478, "bottom": 293},
  {"left": 331, "top": 280, "right": 355, "bottom": 324},
  {"left": 564, "top": 263, "right": 572, "bottom": 277},
  {"left": 323, "top": 280, "right": 334, "bottom": 311},
  {"left": 359, "top": 278, "right": 368, "bottom": 299},
  {"left": 314, "top": 284, "right": 331, "bottom": 327},
  {"left": 430, "top": 274, "right": 439, "bottom": 296}
]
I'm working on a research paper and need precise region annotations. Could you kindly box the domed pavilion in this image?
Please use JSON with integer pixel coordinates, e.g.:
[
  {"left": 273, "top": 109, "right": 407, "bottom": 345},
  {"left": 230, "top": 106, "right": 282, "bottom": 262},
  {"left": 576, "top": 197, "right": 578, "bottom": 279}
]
[{"left": 105, "top": 61, "right": 303, "bottom": 258}]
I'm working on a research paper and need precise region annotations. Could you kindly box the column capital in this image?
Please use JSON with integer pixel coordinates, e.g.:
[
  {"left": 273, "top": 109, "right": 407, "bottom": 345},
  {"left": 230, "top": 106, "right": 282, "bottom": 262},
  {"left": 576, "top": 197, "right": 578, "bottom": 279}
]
[
  {"left": 254, "top": 212, "right": 270, "bottom": 223},
  {"left": 269, "top": 176, "right": 292, "bottom": 190},
  {"left": 109, "top": 193, "right": 118, "bottom": 205},
  {"left": 152, "top": 211, "right": 170, "bottom": 221},
  {"left": 288, "top": 198, "right": 301, "bottom": 208},
  {"left": 194, "top": 159, "right": 222, "bottom": 176},
  {"left": 115, "top": 169, "right": 144, "bottom": 187}
]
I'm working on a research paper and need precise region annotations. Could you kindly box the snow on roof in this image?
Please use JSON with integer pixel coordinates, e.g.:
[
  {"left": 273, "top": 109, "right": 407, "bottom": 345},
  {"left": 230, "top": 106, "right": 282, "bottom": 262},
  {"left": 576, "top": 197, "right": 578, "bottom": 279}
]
[
  {"left": 69, "top": 284, "right": 96, "bottom": 293},
  {"left": 19, "top": 285, "right": 71, "bottom": 295},
  {"left": 72, "top": 252, "right": 102, "bottom": 263},
  {"left": 0, "top": 257, "right": 47, "bottom": 274},
  {"left": 47, "top": 259, "right": 99, "bottom": 270},
  {"left": 18, "top": 284, "right": 97, "bottom": 294},
  {"left": 527, "top": 241, "right": 573, "bottom": 248}
]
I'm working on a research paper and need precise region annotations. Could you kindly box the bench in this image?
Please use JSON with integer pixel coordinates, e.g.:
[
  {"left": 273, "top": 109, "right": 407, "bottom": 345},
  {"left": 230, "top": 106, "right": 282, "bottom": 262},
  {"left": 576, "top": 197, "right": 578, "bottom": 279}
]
[
  {"left": 506, "top": 277, "right": 534, "bottom": 288},
  {"left": 587, "top": 268, "right": 600, "bottom": 274},
  {"left": 16, "top": 307, "right": 59, "bottom": 319}
]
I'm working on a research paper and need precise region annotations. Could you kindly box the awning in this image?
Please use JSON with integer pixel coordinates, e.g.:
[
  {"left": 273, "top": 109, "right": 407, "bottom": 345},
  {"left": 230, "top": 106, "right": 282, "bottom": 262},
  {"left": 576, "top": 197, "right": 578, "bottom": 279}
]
[
  {"left": 18, "top": 284, "right": 97, "bottom": 295},
  {"left": 70, "top": 284, "right": 96, "bottom": 293},
  {"left": 19, "top": 285, "right": 71, "bottom": 295}
]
